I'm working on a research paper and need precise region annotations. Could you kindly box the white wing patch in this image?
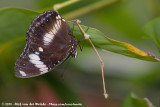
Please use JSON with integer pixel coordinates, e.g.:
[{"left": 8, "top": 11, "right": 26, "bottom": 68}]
[
  {"left": 29, "top": 60, "right": 44, "bottom": 65},
  {"left": 44, "top": 36, "right": 52, "bottom": 45},
  {"left": 19, "top": 70, "right": 27, "bottom": 76},
  {"left": 38, "top": 47, "right": 43, "bottom": 52},
  {"left": 43, "top": 16, "right": 62, "bottom": 45},
  {"left": 35, "top": 52, "right": 40, "bottom": 55},
  {"left": 29, "top": 54, "right": 40, "bottom": 60},
  {"left": 40, "top": 70, "right": 48, "bottom": 74},
  {"left": 75, "top": 51, "right": 77, "bottom": 58},
  {"left": 62, "top": 19, "right": 65, "bottom": 22},
  {"left": 56, "top": 15, "right": 61, "bottom": 20},
  {"left": 35, "top": 64, "right": 47, "bottom": 68},
  {"left": 28, "top": 53, "right": 48, "bottom": 72},
  {"left": 40, "top": 68, "right": 48, "bottom": 72},
  {"left": 45, "top": 33, "right": 55, "bottom": 39}
]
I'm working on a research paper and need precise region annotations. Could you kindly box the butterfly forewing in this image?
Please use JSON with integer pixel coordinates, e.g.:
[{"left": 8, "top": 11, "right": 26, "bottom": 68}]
[{"left": 15, "top": 11, "right": 77, "bottom": 78}]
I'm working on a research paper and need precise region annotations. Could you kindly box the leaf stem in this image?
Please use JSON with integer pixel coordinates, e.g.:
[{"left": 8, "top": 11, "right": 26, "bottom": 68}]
[
  {"left": 62, "top": 0, "right": 118, "bottom": 19},
  {"left": 54, "top": 0, "right": 80, "bottom": 11}
]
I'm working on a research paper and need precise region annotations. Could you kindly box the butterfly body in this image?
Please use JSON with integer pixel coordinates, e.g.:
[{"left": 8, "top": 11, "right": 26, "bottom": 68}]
[{"left": 15, "top": 11, "right": 77, "bottom": 78}]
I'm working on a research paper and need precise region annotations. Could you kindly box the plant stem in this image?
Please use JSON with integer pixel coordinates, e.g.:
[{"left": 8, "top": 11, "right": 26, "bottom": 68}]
[
  {"left": 72, "top": 20, "right": 108, "bottom": 99},
  {"left": 54, "top": 0, "right": 80, "bottom": 11},
  {"left": 62, "top": 0, "right": 118, "bottom": 19}
]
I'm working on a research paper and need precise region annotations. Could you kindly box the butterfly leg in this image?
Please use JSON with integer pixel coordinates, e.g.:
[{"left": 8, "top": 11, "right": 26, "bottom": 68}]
[
  {"left": 72, "top": 23, "right": 76, "bottom": 34},
  {"left": 78, "top": 40, "right": 86, "bottom": 51},
  {"left": 78, "top": 26, "right": 89, "bottom": 51},
  {"left": 72, "top": 19, "right": 108, "bottom": 99},
  {"left": 78, "top": 26, "right": 90, "bottom": 51},
  {"left": 71, "top": 20, "right": 87, "bottom": 51},
  {"left": 78, "top": 30, "right": 87, "bottom": 51},
  {"left": 85, "top": 26, "right": 90, "bottom": 33}
]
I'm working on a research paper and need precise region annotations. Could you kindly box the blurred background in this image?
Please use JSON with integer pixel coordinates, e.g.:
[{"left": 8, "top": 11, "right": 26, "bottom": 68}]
[{"left": 0, "top": 0, "right": 160, "bottom": 107}]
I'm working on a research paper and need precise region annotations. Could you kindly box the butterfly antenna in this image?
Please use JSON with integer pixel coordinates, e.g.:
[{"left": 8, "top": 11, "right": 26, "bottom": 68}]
[
  {"left": 72, "top": 23, "right": 76, "bottom": 34},
  {"left": 72, "top": 20, "right": 108, "bottom": 99}
]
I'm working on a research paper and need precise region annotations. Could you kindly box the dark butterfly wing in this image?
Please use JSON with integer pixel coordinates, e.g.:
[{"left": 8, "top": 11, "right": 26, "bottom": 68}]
[{"left": 15, "top": 11, "right": 77, "bottom": 78}]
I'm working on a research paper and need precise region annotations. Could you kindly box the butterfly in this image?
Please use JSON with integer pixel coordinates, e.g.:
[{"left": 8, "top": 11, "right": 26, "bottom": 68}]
[{"left": 15, "top": 10, "right": 77, "bottom": 78}]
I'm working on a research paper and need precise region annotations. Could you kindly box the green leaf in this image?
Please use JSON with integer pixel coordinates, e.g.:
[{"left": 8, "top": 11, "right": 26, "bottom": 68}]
[
  {"left": 0, "top": 7, "right": 39, "bottom": 45},
  {"left": 69, "top": 22, "right": 160, "bottom": 62},
  {"left": 122, "top": 93, "right": 149, "bottom": 107},
  {"left": 144, "top": 17, "right": 160, "bottom": 54}
]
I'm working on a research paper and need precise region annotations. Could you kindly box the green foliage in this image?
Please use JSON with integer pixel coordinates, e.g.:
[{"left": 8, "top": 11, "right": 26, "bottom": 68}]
[
  {"left": 0, "top": 8, "right": 39, "bottom": 45},
  {"left": 123, "top": 93, "right": 149, "bottom": 107},
  {"left": 70, "top": 23, "right": 159, "bottom": 62},
  {"left": 144, "top": 17, "right": 160, "bottom": 54}
]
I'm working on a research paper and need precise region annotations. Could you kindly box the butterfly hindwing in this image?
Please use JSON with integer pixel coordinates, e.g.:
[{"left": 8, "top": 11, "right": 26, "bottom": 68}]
[{"left": 15, "top": 11, "right": 77, "bottom": 78}]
